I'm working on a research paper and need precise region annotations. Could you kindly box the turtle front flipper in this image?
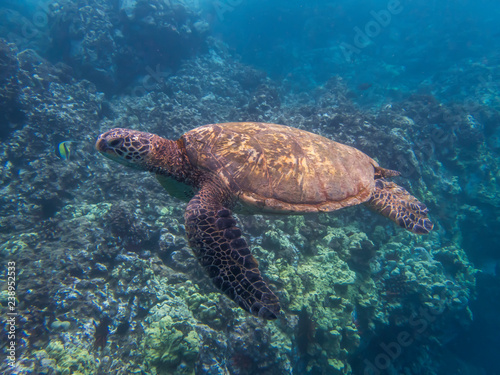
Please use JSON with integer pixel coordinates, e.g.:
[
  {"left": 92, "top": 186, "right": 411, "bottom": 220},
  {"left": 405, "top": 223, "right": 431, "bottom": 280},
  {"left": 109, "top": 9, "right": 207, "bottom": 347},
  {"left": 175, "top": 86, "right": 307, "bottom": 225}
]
[
  {"left": 184, "top": 182, "right": 281, "bottom": 319},
  {"left": 365, "top": 179, "right": 434, "bottom": 234}
]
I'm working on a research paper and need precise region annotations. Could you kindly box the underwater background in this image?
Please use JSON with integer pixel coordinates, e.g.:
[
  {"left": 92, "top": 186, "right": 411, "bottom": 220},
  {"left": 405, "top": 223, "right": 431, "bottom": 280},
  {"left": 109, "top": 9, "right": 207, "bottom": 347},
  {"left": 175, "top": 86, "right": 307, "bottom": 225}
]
[{"left": 0, "top": 0, "right": 499, "bottom": 374}]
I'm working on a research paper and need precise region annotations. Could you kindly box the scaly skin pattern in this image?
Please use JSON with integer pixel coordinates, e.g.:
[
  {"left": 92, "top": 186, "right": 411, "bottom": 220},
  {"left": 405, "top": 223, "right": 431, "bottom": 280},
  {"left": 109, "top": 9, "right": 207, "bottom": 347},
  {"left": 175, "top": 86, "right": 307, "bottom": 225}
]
[
  {"left": 95, "top": 128, "right": 157, "bottom": 169},
  {"left": 365, "top": 179, "right": 434, "bottom": 234},
  {"left": 95, "top": 128, "right": 199, "bottom": 185},
  {"left": 184, "top": 181, "right": 280, "bottom": 319}
]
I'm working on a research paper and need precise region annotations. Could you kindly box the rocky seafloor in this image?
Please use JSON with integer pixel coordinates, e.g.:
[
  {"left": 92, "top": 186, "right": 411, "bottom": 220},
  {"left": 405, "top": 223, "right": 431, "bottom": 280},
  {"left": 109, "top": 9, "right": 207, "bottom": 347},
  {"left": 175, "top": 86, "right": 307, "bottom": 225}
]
[{"left": 0, "top": 2, "right": 499, "bottom": 374}]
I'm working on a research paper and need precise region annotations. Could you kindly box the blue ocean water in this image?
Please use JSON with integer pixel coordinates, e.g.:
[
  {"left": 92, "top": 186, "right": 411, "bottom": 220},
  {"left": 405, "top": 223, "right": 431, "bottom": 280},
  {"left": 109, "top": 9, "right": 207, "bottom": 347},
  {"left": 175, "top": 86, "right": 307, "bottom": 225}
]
[{"left": 0, "top": 0, "right": 499, "bottom": 374}]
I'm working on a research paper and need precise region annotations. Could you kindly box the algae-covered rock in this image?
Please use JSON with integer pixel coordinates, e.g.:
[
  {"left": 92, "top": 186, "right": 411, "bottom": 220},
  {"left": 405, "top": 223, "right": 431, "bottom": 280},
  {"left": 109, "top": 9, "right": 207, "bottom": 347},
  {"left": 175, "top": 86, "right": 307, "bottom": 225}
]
[
  {"left": 142, "top": 301, "right": 202, "bottom": 375},
  {"left": 33, "top": 340, "right": 96, "bottom": 375},
  {"left": 264, "top": 228, "right": 360, "bottom": 373},
  {"left": 0, "top": 238, "right": 29, "bottom": 256},
  {"left": 263, "top": 228, "right": 301, "bottom": 267}
]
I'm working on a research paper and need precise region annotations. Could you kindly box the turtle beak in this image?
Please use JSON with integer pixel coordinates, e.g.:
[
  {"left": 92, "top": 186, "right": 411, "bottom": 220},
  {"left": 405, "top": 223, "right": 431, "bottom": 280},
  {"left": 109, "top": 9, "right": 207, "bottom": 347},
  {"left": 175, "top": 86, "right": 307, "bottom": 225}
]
[
  {"left": 95, "top": 133, "right": 124, "bottom": 164},
  {"left": 95, "top": 136, "right": 107, "bottom": 153},
  {"left": 96, "top": 131, "right": 125, "bottom": 155}
]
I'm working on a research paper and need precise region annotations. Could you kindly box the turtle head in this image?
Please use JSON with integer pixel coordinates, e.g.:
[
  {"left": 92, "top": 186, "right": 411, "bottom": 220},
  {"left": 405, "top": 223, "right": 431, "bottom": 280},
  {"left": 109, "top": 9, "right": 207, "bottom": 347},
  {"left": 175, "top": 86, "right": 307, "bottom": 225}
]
[{"left": 96, "top": 128, "right": 155, "bottom": 170}]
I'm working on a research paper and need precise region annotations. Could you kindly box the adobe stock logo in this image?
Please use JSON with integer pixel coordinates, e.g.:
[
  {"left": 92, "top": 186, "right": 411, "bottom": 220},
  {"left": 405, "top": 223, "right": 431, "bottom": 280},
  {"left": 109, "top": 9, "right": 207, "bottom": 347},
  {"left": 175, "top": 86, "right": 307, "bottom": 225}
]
[
  {"left": 214, "top": 0, "right": 243, "bottom": 21},
  {"left": 7, "top": 0, "right": 54, "bottom": 44},
  {"left": 340, "top": 0, "right": 404, "bottom": 62},
  {"left": 363, "top": 296, "right": 447, "bottom": 374},
  {"left": 131, "top": 65, "right": 171, "bottom": 97}
]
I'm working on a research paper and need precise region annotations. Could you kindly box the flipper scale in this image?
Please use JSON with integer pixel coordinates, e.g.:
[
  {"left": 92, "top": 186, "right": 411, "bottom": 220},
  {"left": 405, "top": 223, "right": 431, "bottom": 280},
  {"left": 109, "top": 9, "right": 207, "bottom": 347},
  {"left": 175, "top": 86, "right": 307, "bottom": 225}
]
[
  {"left": 184, "top": 183, "right": 281, "bottom": 319},
  {"left": 365, "top": 179, "right": 434, "bottom": 234}
]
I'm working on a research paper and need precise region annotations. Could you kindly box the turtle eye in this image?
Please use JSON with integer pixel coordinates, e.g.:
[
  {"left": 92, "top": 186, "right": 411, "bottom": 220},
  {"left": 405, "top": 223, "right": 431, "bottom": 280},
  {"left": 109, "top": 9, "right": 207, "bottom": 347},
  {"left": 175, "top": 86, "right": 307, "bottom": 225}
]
[{"left": 108, "top": 139, "right": 122, "bottom": 148}]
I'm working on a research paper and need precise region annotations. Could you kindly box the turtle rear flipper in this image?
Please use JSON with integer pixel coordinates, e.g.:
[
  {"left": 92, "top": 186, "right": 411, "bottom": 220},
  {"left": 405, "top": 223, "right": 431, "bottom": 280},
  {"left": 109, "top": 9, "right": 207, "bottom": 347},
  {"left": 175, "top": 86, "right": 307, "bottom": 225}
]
[
  {"left": 365, "top": 179, "right": 434, "bottom": 234},
  {"left": 184, "top": 182, "right": 281, "bottom": 319}
]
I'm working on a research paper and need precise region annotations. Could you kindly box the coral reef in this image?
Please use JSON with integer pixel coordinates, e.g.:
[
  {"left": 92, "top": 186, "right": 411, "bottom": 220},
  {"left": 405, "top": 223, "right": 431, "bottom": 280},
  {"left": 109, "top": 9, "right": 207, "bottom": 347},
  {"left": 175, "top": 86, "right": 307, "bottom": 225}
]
[
  {"left": 0, "top": 3, "right": 497, "bottom": 372},
  {"left": 142, "top": 302, "right": 202, "bottom": 375},
  {"left": 0, "top": 0, "right": 209, "bottom": 93}
]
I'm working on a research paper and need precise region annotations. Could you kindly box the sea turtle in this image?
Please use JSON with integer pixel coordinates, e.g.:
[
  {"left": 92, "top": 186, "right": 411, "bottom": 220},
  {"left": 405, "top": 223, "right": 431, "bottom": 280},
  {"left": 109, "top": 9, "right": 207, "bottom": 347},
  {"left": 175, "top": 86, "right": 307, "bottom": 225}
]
[{"left": 96, "top": 122, "right": 433, "bottom": 319}]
